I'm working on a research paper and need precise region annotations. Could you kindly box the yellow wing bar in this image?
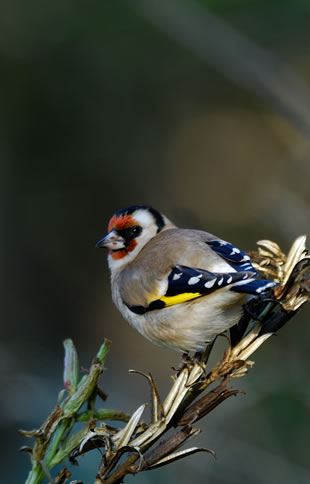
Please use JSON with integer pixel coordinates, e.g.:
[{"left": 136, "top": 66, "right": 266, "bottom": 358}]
[{"left": 159, "top": 292, "right": 202, "bottom": 306}]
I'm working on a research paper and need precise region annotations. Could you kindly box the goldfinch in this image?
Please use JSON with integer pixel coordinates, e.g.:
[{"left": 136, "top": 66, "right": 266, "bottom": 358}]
[{"left": 97, "top": 205, "right": 276, "bottom": 352}]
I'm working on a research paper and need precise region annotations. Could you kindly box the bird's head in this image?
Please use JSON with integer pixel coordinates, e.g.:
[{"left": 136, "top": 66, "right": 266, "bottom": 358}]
[{"left": 97, "top": 205, "right": 173, "bottom": 271}]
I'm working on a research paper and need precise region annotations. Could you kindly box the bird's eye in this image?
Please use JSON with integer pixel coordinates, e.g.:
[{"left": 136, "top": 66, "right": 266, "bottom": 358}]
[{"left": 126, "top": 226, "right": 142, "bottom": 238}]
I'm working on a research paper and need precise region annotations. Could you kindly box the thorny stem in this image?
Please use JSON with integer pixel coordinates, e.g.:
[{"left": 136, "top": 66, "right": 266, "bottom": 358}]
[
  {"left": 46, "top": 419, "right": 71, "bottom": 467},
  {"left": 24, "top": 419, "right": 73, "bottom": 484},
  {"left": 23, "top": 339, "right": 113, "bottom": 484}
]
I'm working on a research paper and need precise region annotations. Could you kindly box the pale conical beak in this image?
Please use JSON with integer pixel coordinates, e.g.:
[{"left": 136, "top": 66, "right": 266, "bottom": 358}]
[{"left": 96, "top": 230, "right": 125, "bottom": 250}]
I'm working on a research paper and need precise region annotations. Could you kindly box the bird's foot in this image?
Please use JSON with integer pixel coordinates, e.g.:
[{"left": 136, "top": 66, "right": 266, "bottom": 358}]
[{"left": 172, "top": 352, "right": 192, "bottom": 374}]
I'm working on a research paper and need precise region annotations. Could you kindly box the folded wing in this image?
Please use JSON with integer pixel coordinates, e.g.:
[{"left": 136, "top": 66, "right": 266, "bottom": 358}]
[{"left": 128, "top": 264, "right": 277, "bottom": 315}]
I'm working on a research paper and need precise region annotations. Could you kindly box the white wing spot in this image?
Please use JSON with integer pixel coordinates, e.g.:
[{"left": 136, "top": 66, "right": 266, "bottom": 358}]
[
  {"left": 227, "top": 275, "right": 233, "bottom": 284},
  {"left": 230, "top": 247, "right": 241, "bottom": 255},
  {"left": 217, "top": 277, "right": 224, "bottom": 286},
  {"left": 256, "top": 282, "right": 275, "bottom": 293},
  {"left": 172, "top": 273, "right": 182, "bottom": 281},
  {"left": 204, "top": 278, "right": 217, "bottom": 288},
  {"left": 188, "top": 275, "right": 203, "bottom": 285},
  {"left": 234, "top": 278, "right": 255, "bottom": 287},
  {"left": 242, "top": 274, "right": 248, "bottom": 279},
  {"left": 241, "top": 255, "right": 250, "bottom": 261}
]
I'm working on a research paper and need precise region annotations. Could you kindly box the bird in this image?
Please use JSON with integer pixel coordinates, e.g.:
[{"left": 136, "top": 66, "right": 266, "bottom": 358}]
[{"left": 96, "top": 205, "right": 277, "bottom": 353}]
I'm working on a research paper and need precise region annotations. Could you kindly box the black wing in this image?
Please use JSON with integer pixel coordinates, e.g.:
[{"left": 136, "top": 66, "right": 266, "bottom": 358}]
[
  {"left": 128, "top": 264, "right": 277, "bottom": 315},
  {"left": 207, "top": 239, "right": 256, "bottom": 273}
]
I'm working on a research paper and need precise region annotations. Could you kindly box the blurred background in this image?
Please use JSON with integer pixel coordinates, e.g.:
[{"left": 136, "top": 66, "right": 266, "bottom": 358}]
[{"left": 1, "top": 0, "right": 310, "bottom": 482}]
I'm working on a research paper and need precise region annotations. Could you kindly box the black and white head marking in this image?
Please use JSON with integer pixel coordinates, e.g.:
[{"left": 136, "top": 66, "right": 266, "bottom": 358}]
[{"left": 114, "top": 205, "right": 165, "bottom": 234}]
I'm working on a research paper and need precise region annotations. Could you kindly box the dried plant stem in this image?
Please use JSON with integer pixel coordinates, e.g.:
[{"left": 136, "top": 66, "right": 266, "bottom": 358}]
[
  {"left": 89, "top": 236, "right": 310, "bottom": 483},
  {"left": 96, "top": 455, "right": 139, "bottom": 484}
]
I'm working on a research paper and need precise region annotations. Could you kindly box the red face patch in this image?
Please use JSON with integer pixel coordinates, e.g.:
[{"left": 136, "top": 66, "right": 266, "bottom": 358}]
[
  {"left": 110, "top": 239, "right": 137, "bottom": 260},
  {"left": 108, "top": 214, "right": 137, "bottom": 233},
  {"left": 108, "top": 214, "right": 138, "bottom": 260}
]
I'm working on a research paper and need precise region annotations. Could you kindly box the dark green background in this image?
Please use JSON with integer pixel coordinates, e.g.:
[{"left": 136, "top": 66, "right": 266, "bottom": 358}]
[{"left": 2, "top": 1, "right": 310, "bottom": 482}]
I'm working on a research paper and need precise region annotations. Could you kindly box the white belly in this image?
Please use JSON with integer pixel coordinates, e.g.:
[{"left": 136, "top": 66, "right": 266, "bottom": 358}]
[{"left": 112, "top": 282, "right": 247, "bottom": 352}]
